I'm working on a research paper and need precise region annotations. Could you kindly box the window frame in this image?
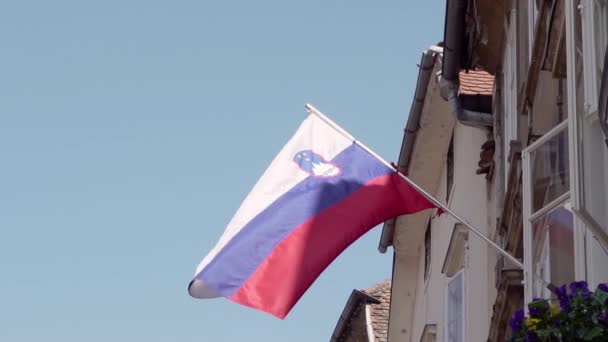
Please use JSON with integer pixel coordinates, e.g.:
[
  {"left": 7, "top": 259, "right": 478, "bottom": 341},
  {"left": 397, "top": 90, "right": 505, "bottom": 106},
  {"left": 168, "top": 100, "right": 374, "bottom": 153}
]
[
  {"left": 581, "top": 0, "right": 608, "bottom": 118},
  {"left": 447, "top": 134, "right": 454, "bottom": 203},
  {"left": 443, "top": 269, "right": 465, "bottom": 342},
  {"left": 598, "top": 44, "right": 608, "bottom": 143},
  {"left": 420, "top": 324, "right": 437, "bottom": 342},
  {"left": 424, "top": 219, "right": 432, "bottom": 281},
  {"left": 522, "top": 120, "right": 572, "bottom": 303},
  {"left": 566, "top": 0, "right": 608, "bottom": 282}
]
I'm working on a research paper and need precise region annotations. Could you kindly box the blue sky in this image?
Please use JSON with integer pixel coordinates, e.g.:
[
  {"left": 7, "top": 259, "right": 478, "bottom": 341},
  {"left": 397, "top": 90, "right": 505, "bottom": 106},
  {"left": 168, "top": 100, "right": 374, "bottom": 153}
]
[{"left": 0, "top": 1, "right": 444, "bottom": 341}]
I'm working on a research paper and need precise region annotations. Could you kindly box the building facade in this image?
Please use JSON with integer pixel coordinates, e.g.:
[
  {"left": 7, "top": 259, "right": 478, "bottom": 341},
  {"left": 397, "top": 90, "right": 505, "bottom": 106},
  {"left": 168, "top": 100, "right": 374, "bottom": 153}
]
[{"left": 375, "top": 1, "right": 608, "bottom": 341}]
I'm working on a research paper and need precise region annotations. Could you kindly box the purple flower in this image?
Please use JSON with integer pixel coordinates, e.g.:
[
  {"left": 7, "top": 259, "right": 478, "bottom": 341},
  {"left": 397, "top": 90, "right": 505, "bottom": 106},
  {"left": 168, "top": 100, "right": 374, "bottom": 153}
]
[
  {"left": 528, "top": 298, "right": 545, "bottom": 317},
  {"left": 556, "top": 285, "right": 571, "bottom": 310},
  {"left": 529, "top": 306, "right": 540, "bottom": 317},
  {"left": 598, "top": 283, "right": 608, "bottom": 293},
  {"left": 570, "top": 281, "right": 591, "bottom": 297},
  {"left": 559, "top": 298, "right": 571, "bottom": 311},
  {"left": 510, "top": 309, "right": 525, "bottom": 332},
  {"left": 556, "top": 284, "right": 568, "bottom": 299},
  {"left": 599, "top": 310, "right": 608, "bottom": 325}
]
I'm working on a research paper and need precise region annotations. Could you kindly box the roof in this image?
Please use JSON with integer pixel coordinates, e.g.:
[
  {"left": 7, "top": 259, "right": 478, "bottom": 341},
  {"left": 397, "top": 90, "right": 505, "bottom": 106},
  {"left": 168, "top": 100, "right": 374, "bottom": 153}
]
[
  {"left": 330, "top": 289, "right": 380, "bottom": 342},
  {"left": 458, "top": 69, "right": 494, "bottom": 95},
  {"left": 363, "top": 280, "right": 391, "bottom": 342},
  {"left": 331, "top": 280, "right": 392, "bottom": 342}
]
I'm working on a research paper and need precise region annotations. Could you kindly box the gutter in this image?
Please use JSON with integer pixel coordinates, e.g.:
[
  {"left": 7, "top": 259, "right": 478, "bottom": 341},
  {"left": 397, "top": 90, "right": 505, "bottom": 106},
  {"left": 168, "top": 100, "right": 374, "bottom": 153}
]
[
  {"left": 378, "top": 46, "right": 440, "bottom": 253},
  {"left": 440, "top": 0, "right": 493, "bottom": 128}
]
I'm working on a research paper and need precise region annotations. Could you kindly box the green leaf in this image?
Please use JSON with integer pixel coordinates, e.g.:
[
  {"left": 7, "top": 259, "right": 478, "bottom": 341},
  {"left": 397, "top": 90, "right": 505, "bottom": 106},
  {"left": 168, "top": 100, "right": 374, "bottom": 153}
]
[
  {"left": 582, "top": 326, "right": 604, "bottom": 340},
  {"left": 529, "top": 300, "right": 549, "bottom": 310},
  {"left": 593, "top": 290, "right": 608, "bottom": 306},
  {"left": 535, "top": 329, "right": 553, "bottom": 338}
]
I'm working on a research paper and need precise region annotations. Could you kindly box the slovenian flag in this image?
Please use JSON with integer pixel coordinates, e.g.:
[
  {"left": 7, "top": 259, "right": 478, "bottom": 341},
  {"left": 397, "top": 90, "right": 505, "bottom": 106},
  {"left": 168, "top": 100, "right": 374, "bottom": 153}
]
[{"left": 189, "top": 112, "right": 436, "bottom": 319}]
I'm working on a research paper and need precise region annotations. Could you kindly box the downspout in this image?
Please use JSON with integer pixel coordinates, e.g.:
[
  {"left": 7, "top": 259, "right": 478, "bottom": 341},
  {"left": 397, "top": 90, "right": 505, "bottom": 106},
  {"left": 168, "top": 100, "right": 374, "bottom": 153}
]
[
  {"left": 378, "top": 47, "right": 440, "bottom": 253},
  {"left": 441, "top": 0, "right": 493, "bottom": 128}
]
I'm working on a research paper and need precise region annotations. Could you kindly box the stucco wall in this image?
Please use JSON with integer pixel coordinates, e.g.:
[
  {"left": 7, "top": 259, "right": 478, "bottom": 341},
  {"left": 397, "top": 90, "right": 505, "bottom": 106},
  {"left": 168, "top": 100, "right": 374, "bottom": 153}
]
[
  {"left": 404, "top": 122, "right": 499, "bottom": 342},
  {"left": 452, "top": 123, "right": 495, "bottom": 342},
  {"left": 410, "top": 163, "right": 452, "bottom": 342}
]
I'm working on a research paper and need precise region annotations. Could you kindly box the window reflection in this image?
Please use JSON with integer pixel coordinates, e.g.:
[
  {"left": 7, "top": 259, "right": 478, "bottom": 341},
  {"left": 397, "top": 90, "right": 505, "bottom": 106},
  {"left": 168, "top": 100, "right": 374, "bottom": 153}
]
[
  {"left": 530, "top": 127, "right": 569, "bottom": 213},
  {"left": 531, "top": 204, "right": 575, "bottom": 299}
]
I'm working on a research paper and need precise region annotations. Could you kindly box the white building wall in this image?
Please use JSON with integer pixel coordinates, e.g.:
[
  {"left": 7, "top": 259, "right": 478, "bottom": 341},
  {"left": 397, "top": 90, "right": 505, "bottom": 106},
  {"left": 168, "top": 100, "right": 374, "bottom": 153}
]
[
  {"left": 410, "top": 163, "right": 452, "bottom": 342},
  {"left": 408, "top": 122, "right": 498, "bottom": 342},
  {"left": 451, "top": 123, "right": 495, "bottom": 342}
]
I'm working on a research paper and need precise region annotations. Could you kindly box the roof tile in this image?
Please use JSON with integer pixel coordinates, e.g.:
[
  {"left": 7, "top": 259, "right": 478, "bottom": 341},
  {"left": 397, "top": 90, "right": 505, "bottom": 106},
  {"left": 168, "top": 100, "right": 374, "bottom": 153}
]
[
  {"left": 459, "top": 69, "right": 494, "bottom": 95},
  {"left": 362, "top": 280, "right": 391, "bottom": 342}
]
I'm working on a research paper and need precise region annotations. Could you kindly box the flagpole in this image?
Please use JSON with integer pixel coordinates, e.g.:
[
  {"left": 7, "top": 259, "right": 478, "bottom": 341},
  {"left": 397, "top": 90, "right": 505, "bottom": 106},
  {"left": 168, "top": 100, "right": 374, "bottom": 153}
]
[{"left": 305, "top": 103, "right": 525, "bottom": 270}]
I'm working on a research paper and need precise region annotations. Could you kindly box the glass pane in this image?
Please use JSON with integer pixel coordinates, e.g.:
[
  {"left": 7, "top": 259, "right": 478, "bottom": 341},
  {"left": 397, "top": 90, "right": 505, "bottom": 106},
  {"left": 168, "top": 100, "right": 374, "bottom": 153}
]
[
  {"left": 576, "top": 0, "right": 585, "bottom": 113},
  {"left": 446, "top": 272, "right": 463, "bottom": 342},
  {"left": 580, "top": 122, "right": 608, "bottom": 233},
  {"left": 594, "top": 0, "right": 608, "bottom": 90},
  {"left": 530, "top": 127, "right": 569, "bottom": 213},
  {"left": 530, "top": 204, "right": 575, "bottom": 299}
]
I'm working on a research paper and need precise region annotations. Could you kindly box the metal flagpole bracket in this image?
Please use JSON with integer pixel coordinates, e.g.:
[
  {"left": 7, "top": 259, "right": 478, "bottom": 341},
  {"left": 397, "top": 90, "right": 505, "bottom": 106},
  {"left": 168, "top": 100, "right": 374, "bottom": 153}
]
[{"left": 304, "top": 103, "right": 525, "bottom": 270}]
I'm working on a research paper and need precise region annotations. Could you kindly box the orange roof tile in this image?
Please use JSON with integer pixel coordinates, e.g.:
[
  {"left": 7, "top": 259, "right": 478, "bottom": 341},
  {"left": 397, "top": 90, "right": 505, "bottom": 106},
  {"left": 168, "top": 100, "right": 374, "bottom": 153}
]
[
  {"left": 459, "top": 69, "right": 494, "bottom": 95},
  {"left": 363, "top": 280, "right": 391, "bottom": 342}
]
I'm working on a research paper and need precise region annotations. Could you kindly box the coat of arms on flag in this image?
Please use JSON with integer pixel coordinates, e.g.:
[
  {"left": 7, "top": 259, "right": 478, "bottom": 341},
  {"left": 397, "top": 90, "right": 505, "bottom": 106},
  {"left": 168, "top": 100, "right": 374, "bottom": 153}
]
[{"left": 293, "top": 150, "right": 342, "bottom": 178}]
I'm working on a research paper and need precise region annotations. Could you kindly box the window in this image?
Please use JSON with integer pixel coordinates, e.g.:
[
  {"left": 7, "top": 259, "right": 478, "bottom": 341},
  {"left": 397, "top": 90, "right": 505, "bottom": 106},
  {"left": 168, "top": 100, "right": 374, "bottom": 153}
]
[
  {"left": 581, "top": 0, "right": 608, "bottom": 116},
  {"left": 420, "top": 324, "right": 437, "bottom": 342},
  {"left": 447, "top": 135, "right": 454, "bottom": 202},
  {"left": 424, "top": 220, "right": 432, "bottom": 280},
  {"left": 442, "top": 224, "right": 468, "bottom": 277},
  {"left": 568, "top": 0, "right": 608, "bottom": 287},
  {"left": 529, "top": 125, "right": 569, "bottom": 213},
  {"left": 523, "top": 121, "right": 575, "bottom": 302},
  {"left": 444, "top": 271, "right": 465, "bottom": 342},
  {"left": 530, "top": 204, "right": 575, "bottom": 299}
]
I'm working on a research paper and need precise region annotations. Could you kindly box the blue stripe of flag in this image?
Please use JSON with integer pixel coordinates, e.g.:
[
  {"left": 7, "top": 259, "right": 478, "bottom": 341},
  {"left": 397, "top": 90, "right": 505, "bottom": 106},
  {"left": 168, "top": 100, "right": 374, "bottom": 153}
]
[{"left": 196, "top": 144, "right": 392, "bottom": 296}]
